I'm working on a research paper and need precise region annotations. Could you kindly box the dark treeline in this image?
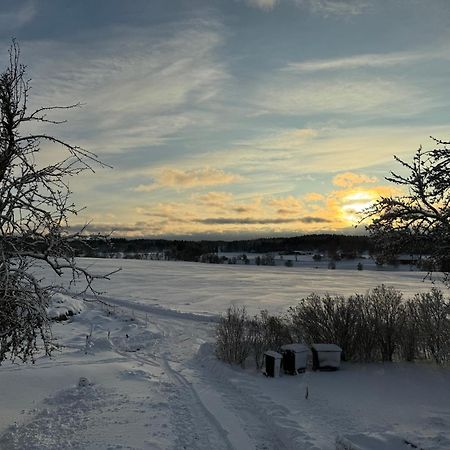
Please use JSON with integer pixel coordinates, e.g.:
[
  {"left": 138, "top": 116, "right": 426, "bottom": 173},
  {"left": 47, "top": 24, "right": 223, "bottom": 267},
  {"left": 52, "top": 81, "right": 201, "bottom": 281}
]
[
  {"left": 72, "top": 234, "right": 374, "bottom": 261},
  {"left": 219, "top": 234, "right": 372, "bottom": 255}
]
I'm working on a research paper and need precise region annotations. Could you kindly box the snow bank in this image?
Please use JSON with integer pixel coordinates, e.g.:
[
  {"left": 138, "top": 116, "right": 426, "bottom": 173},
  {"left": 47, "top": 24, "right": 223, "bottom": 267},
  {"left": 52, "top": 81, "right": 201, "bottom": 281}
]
[{"left": 47, "top": 293, "right": 85, "bottom": 321}]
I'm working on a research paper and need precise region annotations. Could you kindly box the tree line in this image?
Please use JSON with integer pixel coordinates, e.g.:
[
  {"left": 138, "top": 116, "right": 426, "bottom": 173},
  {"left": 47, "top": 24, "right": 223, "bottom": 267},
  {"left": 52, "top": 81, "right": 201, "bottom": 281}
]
[{"left": 73, "top": 234, "right": 374, "bottom": 262}]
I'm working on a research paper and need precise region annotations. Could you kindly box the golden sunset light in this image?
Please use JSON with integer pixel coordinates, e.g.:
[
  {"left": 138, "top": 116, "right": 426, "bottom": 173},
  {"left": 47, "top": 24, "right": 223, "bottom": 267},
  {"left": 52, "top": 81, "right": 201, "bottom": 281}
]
[{"left": 2, "top": 2, "right": 450, "bottom": 448}]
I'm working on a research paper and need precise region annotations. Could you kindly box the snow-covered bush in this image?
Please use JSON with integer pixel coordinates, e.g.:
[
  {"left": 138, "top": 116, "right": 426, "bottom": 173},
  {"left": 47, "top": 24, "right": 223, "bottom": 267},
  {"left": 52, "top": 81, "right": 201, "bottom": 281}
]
[
  {"left": 47, "top": 294, "right": 85, "bottom": 321},
  {"left": 215, "top": 305, "right": 251, "bottom": 366}
]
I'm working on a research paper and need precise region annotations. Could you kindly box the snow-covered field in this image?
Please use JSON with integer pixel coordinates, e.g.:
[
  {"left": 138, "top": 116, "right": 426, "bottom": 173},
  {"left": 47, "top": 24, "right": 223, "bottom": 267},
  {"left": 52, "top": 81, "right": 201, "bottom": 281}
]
[
  {"left": 1, "top": 259, "right": 449, "bottom": 449},
  {"left": 60, "top": 258, "right": 437, "bottom": 316}
]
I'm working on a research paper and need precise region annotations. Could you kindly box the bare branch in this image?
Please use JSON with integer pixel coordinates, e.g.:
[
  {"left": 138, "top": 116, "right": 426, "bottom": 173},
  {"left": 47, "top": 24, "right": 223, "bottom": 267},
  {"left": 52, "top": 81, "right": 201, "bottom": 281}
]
[
  {"left": 364, "top": 137, "right": 450, "bottom": 283},
  {"left": 0, "top": 41, "right": 114, "bottom": 363}
]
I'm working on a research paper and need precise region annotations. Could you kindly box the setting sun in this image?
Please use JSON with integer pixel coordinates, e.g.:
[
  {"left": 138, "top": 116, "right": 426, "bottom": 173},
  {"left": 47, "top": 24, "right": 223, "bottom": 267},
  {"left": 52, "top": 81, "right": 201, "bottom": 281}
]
[{"left": 341, "top": 191, "right": 377, "bottom": 223}]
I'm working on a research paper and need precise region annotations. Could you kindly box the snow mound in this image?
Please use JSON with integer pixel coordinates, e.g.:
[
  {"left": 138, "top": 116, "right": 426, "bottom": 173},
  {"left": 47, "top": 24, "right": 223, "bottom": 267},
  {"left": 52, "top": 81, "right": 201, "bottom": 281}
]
[
  {"left": 336, "top": 433, "right": 424, "bottom": 450},
  {"left": 47, "top": 293, "right": 85, "bottom": 321}
]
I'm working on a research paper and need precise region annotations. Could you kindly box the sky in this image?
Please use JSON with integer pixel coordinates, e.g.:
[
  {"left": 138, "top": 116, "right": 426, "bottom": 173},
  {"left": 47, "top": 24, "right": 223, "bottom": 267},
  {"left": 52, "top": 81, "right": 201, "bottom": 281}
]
[{"left": 2, "top": 0, "right": 450, "bottom": 240}]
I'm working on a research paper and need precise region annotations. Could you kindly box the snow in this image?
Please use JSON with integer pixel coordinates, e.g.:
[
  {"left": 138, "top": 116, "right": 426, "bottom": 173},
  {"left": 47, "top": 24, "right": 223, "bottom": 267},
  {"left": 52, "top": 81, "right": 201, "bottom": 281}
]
[
  {"left": 46, "top": 293, "right": 85, "bottom": 320},
  {"left": 264, "top": 351, "right": 283, "bottom": 359},
  {"left": 1, "top": 258, "right": 449, "bottom": 449},
  {"left": 336, "top": 433, "right": 426, "bottom": 450},
  {"left": 281, "top": 344, "right": 309, "bottom": 353},
  {"left": 48, "top": 258, "right": 438, "bottom": 316}
]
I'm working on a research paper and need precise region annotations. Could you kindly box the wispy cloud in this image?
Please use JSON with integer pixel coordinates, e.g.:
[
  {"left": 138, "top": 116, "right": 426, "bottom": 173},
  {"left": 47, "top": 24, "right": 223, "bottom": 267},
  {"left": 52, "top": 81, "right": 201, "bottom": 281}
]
[
  {"left": 304, "top": 192, "right": 325, "bottom": 202},
  {"left": 206, "top": 126, "right": 448, "bottom": 177},
  {"left": 269, "top": 196, "right": 303, "bottom": 215},
  {"left": 22, "top": 19, "right": 228, "bottom": 155},
  {"left": 244, "top": 0, "right": 370, "bottom": 16},
  {"left": 245, "top": 0, "right": 280, "bottom": 11},
  {"left": 197, "top": 216, "right": 331, "bottom": 225},
  {"left": 0, "top": 1, "right": 36, "bottom": 30},
  {"left": 193, "top": 191, "right": 234, "bottom": 208},
  {"left": 284, "top": 50, "right": 439, "bottom": 73},
  {"left": 135, "top": 167, "right": 241, "bottom": 192},
  {"left": 298, "top": 0, "right": 370, "bottom": 17},
  {"left": 253, "top": 77, "right": 424, "bottom": 116},
  {"left": 333, "top": 172, "right": 377, "bottom": 188}
]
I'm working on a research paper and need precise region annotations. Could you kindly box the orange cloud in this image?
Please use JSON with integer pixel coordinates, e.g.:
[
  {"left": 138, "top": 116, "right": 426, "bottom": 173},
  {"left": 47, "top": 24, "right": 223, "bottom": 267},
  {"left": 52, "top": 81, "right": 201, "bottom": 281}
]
[
  {"left": 193, "top": 191, "right": 234, "bottom": 208},
  {"left": 332, "top": 172, "right": 378, "bottom": 188},
  {"left": 304, "top": 192, "right": 325, "bottom": 202},
  {"left": 269, "top": 196, "right": 303, "bottom": 215},
  {"left": 83, "top": 176, "right": 403, "bottom": 237},
  {"left": 135, "top": 167, "right": 241, "bottom": 192}
]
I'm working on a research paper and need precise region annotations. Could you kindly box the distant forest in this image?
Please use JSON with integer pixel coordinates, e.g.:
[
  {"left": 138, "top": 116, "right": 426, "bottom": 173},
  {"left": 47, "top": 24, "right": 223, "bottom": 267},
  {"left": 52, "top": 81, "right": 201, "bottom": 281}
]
[{"left": 72, "top": 234, "right": 375, "bottom": 262}]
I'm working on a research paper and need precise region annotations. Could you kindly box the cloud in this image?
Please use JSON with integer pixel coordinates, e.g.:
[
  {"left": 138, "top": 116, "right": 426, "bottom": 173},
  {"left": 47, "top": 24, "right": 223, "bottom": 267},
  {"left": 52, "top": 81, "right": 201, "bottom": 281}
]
[
  {"left": 210, "top": 126, "right": 450, "bottom": 176},
  {"left": 197, "top": 216, "right": 331, "bottom": 225},
  {"left": 304, "top": 192, "right": 325, "bottom": 202},
  {"left": 245, "top": 0, "right": 280, "bottom": 10},
  {"left": 135, "top": 167, "right": 241, "bottom": 192},
  {"left": 332, "top": 172, "right": 377, "bottom": 188},
  {"left": 0, "top": 2, "right": 36, "bottom": 30},
  {"left": 269, "top": 196, "right": 303, "bottom": 215},
  {"left": 69, "top": 222, "right": 152, "bottom": 235},
  {"left": 300, "top": 216, "right": 332, "bottom": 224},
  {"left": 298, "top": 0, "right": 370, "bottom": 17},
  {"left": 284, "top": 50, "right": 438, "bottom": 73},
  {"left": 75, "top": 178, "right": 401, "bottom": 238},
  {"left": 253, "top": 78, "right": 423, "bottom": 116},
  {"left": 193, "top": 191, "right": 234, "bottom": 208},
  {"left": 243, "top": 0, "right": 370, "bottom": 16},
  {"left": 21, "top": 19, "right": 228, "bottom": 155}
]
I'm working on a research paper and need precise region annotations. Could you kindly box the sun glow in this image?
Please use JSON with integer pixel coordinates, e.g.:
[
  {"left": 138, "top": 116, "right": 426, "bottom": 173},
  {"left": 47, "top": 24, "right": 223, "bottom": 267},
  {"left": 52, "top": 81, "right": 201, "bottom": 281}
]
[{"left": 340, "top": 191, "right": 376, "bottom": 223}]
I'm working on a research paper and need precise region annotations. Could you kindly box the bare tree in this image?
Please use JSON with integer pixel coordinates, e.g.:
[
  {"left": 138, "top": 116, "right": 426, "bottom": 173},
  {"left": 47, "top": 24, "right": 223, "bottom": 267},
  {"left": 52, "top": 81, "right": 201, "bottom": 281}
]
[
  {"left": 0, "top": 41, "right": 116, "bottom": 363},
  {"left": 365, "top": 139, "right": 450, "bottom": 283}
]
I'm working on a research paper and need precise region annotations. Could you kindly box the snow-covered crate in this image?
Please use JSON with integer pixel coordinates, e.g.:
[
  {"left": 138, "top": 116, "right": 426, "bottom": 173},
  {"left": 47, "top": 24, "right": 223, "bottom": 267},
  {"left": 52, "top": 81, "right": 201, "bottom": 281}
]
[
  {"left": 280, "top": 343, "right": 309, "bottom": 375},
  {"left": 263, "top": 351, "right": 283, "bottom": 378},
  {"left": 311, "top": 344, "right": 342, "bottom": 371}
]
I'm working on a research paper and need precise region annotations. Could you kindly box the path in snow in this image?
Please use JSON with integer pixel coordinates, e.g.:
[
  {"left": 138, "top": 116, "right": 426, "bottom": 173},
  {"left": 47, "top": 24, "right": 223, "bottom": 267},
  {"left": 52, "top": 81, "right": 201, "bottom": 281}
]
[
  {"left": 105, "top": 296, "right": 450, "bottom": 450},
  {"left": 0, "top": 281, "right": 449, "bottom": 449}
]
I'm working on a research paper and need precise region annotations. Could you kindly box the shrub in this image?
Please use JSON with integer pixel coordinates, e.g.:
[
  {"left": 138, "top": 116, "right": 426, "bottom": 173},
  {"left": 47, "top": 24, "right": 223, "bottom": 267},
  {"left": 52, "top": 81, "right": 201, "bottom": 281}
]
[
  {"left": 366, "top": 285, "right": 405, "bottom": 362},
  {"left": 215, "top": 286, "right": 450, "bottom": 367},
  {"left": 288, "top": 293, "right": 360, "bottom": 361},
  {"left": 215, "top": 305, "right": 251, "bottom": 366},
  {"left": 399, "top": 299, "right": 419, "bottom": 362},
  {"left": 413, "top": 288, "right": 450, "bottom": 364}
]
